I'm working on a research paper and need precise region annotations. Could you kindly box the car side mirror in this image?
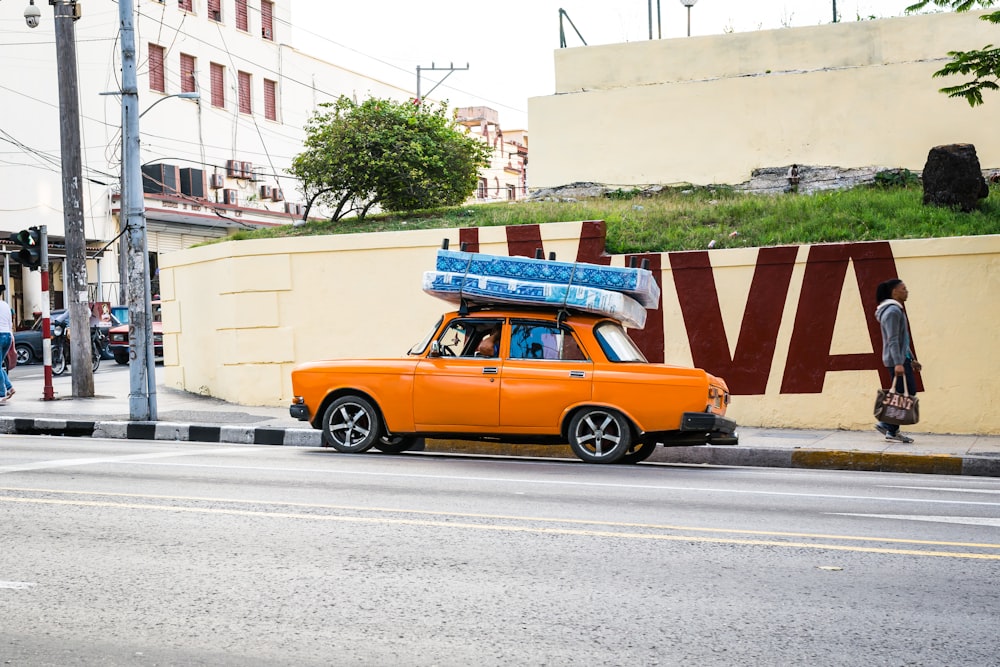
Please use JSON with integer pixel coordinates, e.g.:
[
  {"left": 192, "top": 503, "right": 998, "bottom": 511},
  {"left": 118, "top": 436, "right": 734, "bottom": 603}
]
[{"left": 429, "top": 340, "right": 442, "bottom": 357}]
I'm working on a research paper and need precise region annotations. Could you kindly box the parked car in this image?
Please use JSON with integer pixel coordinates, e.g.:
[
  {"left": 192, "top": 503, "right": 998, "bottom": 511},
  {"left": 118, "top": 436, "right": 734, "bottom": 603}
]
[
  {"left": 289, "top": 306, "right": 737, "bottom": 464},
  {"left": 107, "top": 301, "right": 163, "bottom": 365},
  {"left": 13, "top": 309, "right": 119, "bottom": 365}
]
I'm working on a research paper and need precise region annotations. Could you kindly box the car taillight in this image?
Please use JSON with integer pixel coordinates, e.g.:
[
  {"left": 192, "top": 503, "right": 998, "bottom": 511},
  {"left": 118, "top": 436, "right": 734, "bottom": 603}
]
[{"left": 110, "top": 333, "right": 125, "bottom": 343}]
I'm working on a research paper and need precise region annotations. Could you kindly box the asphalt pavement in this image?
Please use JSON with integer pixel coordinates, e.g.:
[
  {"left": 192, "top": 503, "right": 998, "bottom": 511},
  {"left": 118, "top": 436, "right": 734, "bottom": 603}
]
[{"left": 2, "top": 362, "right": 999, "bottom": 477}]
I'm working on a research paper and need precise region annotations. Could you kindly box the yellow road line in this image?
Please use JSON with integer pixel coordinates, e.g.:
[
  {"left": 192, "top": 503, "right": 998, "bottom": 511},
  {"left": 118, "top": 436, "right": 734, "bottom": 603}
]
[
  {"left": 2, "top": 485, "right": 998, "bottom": 550},
  {"left": 2, "top": 495, "right": 999, "bottom": 561}
]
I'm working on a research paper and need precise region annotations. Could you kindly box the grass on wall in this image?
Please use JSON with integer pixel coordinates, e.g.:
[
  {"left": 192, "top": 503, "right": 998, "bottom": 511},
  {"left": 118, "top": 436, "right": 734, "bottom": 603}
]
[{"left": 221, "top": 183, "right": 1000, "bottom": 254}]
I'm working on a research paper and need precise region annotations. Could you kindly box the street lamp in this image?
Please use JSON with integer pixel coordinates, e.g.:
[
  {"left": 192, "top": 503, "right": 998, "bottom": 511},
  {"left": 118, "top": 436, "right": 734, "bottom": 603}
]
[
  {"left": 139, "top": 91, "right": 200, "bottom": 118},
  {"left": 680, "top": 0, "right": 698, "bottom": 37}
]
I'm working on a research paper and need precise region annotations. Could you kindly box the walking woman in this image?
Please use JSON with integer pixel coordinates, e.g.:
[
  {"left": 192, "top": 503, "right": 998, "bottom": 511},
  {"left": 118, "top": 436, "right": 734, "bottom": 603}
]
[
  {"left": 874, "top": 278, "right": 922, "bottom": 443},
  {"left": 0, "top": 285, "right": 14, "bottom": 404}
]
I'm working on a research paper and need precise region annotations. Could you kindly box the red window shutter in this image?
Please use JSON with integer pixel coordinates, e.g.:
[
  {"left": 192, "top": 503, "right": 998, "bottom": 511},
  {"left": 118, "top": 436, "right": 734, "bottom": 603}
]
[
  {"left": 180, "top": 53, "right": 196, "bottom": 94},
  {"left": 210, "top": 63, "right": 225, "bottom": 108},
  {"left": 208, "top": 0, "right": 221, "bottom": 21},
  {"left": 261, "top": 1, "right": 274, "bottom": 40},
  {"left": 238, "top": 71, "right": 252, "bottom": 114},
  {"left": 178, "top": 0, "right": 193, "bottom": 11},
  {"left": 236, "top": 0, "right": 248, "bottom": 31},
  {"left": 264, "top": 79, "right": 276, "bottom": 121},
  {"left": 149, "top": 44, "right": 165, "bottom": 93}
]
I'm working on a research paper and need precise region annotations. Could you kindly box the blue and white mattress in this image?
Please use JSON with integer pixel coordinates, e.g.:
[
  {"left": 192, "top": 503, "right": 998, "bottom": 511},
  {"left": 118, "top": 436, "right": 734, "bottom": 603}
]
[
  {"left": 435, "top": 250, "right": 660, "bottom": 308},
  {"left": 422, "top": 270, "right": 648, "bottom": 330}
]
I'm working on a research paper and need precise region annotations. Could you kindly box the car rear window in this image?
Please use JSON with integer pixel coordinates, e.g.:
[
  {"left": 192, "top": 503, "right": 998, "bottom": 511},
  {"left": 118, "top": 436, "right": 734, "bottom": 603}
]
[{"left": 594, "top": 322, "right": 647, "bottom": 363}]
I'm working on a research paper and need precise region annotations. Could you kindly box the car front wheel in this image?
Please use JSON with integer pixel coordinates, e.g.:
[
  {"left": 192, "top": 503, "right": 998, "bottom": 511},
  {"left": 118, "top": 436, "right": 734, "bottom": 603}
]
[
  {"left": 321, "top": 395, "right": 380, "bottom": 453},
  {"left": 567, "top": 408, "right": 631, "bottom": 464}
]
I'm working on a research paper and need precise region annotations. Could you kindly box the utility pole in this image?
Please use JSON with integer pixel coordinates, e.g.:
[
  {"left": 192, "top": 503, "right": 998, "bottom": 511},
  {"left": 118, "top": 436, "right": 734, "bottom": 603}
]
[
  {"left": 415, "top": 62, "right": 469, "bottom": 105},
  {"left": 52, "top": 0, "right": 94, "bottom": 397},
  {"left": 119, "top": 0, "right": 157, "bottom": 420}
]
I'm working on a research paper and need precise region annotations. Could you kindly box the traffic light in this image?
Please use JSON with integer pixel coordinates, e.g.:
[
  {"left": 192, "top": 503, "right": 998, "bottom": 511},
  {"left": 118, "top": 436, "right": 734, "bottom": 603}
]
[{"left": 10, "top": 227, "right": 42, "bottom": 270}]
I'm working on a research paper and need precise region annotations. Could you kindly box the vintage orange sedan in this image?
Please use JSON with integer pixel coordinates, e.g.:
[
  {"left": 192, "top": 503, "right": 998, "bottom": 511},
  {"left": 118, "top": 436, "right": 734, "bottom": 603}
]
[{"left": 290, "top": 306, "right": 736, "bottom": 464}]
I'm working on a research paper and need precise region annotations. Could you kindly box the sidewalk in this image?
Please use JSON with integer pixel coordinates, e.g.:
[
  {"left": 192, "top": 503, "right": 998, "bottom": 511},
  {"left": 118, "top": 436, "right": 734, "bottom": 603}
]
[{"left": 2, "top": 363, "right": 999, "bottom": 476}]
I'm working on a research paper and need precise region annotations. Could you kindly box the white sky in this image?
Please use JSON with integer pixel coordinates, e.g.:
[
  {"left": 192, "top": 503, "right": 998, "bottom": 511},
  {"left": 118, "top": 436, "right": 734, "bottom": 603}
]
[{"left": 291, "top": 1, "right": 939, "bottom": 129}]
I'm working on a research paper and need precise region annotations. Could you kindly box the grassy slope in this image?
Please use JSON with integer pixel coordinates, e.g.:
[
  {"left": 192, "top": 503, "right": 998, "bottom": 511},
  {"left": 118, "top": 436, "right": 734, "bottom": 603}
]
[{"left": 221, "top": 184, "right": 1000, "bottom": 254}]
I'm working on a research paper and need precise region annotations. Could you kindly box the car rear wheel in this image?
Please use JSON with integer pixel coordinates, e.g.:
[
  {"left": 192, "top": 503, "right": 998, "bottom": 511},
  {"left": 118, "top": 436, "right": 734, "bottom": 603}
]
[
  {"left": 567, "top": 408, "right": 631, "bottom": 464},
  {"left": 373, "top": 435, "right": 424, "bottom": 454},
  {"left": 618, "top": 440, "right": 657, "bottom": 464},
  {"left": 113, "top": 351, "right": 129, "bottom": 365},
  {"left": 15, "top": 344, "right": 33, "bottom": 365},
  {"left": 321, "top": 395, "right": 380, "bottom": 453}
]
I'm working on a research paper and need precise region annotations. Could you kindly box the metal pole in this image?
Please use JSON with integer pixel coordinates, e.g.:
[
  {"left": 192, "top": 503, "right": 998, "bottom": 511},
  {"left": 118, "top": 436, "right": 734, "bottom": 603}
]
[
  {"left": 39, "top": 226, "right": 53, "bottom": 401},
  {"left": 687, "top": 6, "right": 692, "bottom": 36},
  {"left": 833, "top": 0, "right": 838, "bottom": 23},
  {"left": 648, "top": 0, "right": 653, "bottom": 39},
  {"left": 119, "top": 0, "right": 157, "bottom": 420},
  {"left": 52, "top": 0, "right": 94, "bottom": 397}
]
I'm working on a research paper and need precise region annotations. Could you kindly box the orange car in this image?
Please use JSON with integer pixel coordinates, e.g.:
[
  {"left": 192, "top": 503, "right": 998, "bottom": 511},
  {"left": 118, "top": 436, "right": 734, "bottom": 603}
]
[{"left": 290, "top": 306, "right": 736, "bottom": 464}]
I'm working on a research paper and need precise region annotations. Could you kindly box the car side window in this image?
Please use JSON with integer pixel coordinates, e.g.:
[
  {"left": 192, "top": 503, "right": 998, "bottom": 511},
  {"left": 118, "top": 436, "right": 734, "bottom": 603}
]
[
  {"left": 510, "top": 322, "right": 587, "bottom": 361},
  {"left": 437, "top": 319, "right": 503, "bottom": 358}
]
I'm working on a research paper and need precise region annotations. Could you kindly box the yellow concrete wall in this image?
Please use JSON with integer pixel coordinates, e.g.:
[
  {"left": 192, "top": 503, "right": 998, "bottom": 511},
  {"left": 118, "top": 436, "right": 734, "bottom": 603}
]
[
  {"left": 160, "top": 224, "right": 1000, "bottom": 435},
  {"left": 528, "top": 11, "right": 999, "bottom": 188}
]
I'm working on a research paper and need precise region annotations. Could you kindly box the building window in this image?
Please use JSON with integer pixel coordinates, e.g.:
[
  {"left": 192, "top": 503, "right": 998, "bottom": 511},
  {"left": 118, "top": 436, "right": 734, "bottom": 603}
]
[
  {"left": 210, "top": 62, "right": 225, "bottom": 108},
  {"left": 149, "top": 44, "right": 165, "bottom": 93},
  {"left": 477, "top": 178, "right": 487, "bottom": 199},
  {"left": 238, "top": 71, "right": 252, "bottom": 114},
  {"left": 261, "top": 1, "right": 274, "bottom": 40},
  {"left": 208, "top": 0, "right": 221, "bottom": 22},
  {"left": 235, "top": 0, "right": 248, "bottom": 32},
  {"left": 264, "top": 79, "right": 277, "bottom": 121},
  {"left": 180, "top": 53, "right": 196, "bottom": 94},
  {"left": 507, "top": 184, "right": 516, "bottom": 201},
  {"left": 178, "top": 0, "right": 193, "bottom": 11}
]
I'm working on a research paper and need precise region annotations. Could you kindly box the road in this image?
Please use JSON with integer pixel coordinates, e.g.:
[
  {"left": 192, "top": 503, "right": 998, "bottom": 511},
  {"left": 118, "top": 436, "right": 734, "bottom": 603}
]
[{"left": 2, "top": 437, "right": 999, "bottom": 666}]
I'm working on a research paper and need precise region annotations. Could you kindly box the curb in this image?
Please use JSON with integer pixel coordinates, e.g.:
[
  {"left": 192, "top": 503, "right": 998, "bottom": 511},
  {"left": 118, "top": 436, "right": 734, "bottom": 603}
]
[{"left": 3, "top": 417, "right": 998, "bottom": 477}]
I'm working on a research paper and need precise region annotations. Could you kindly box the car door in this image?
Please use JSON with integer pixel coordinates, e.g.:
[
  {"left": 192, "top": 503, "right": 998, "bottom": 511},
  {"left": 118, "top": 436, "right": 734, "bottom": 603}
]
[
  {"left": 499, "top": 320, "right": 592, "bottom": 432},
  {"left": 413, "top": 318, "right": 504, "bottom": 431}
]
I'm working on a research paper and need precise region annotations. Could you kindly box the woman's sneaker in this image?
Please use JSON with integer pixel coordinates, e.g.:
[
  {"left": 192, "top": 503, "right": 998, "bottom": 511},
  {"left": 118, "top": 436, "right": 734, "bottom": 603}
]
[{"left": 884, "top": 432, "right": 914, "bottom": 444}]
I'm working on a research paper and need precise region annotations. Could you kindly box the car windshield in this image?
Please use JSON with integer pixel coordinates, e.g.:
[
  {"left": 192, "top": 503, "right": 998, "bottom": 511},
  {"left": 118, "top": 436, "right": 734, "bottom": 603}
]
[
  {"left": 408, "top": 316, "right": 443, "bottom": 355},
  {"left": 594, "top": 321, "right": 647, "bottom": 362}
]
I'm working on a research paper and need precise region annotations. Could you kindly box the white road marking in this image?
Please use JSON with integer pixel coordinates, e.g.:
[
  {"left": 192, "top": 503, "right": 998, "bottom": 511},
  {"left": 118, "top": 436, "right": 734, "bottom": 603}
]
[
  {"left": 885, "top": 486, "right": 1000, "bottom": 495},
  {"left": 113, "top": 461, "right": 1000, "bottom": 508},
  {"left": 0, "top": 581, "right": 36, "bottom": 589},
  {"left": 835, "top": 513, "right": 1000, "bottom": 528},
  {"left": 0, "top": 447, "right": 242, "bottom": 474}
]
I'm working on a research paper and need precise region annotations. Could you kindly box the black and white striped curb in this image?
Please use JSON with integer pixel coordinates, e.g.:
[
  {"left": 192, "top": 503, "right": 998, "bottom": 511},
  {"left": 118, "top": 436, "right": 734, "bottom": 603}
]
[{"left": 0, "top": 416, "right": 322, "bottom": 447}]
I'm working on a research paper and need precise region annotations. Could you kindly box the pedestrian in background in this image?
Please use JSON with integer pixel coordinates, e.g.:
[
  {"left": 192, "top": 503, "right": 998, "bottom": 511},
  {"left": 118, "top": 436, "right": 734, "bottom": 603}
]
[
  {"left": 874, "top": 278, "right": 921, "bottom": 443},
  {"left": 0, "top": 285, "right": 14, "bottom": 403}
]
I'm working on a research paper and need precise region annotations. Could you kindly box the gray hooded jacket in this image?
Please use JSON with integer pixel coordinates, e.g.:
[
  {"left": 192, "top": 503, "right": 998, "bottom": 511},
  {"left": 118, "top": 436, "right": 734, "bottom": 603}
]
[{"left": 875, "top": 299, "right": 911, "bottom": 367}]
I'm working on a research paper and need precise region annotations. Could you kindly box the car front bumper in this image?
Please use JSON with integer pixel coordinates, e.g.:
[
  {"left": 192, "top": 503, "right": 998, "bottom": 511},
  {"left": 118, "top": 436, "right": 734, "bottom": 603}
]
[{"left": 289, "top": 403, "right": 311, "bottom": 421}]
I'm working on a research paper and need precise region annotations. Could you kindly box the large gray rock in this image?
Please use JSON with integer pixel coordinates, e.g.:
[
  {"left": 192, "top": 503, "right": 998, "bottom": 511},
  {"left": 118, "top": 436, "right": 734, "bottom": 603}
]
[{"left": 922, "top": 144, "right": 989, "bottom": 212}]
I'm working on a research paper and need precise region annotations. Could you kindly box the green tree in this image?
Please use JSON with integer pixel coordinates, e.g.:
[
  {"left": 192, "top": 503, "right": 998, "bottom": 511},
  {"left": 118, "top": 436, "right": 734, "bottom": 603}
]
[
  {"left": 290, "top": 97, "right": 490, "bottom": 222},
  {"left": 907, "top": 0, "right": 1000, "bottom": 106}
]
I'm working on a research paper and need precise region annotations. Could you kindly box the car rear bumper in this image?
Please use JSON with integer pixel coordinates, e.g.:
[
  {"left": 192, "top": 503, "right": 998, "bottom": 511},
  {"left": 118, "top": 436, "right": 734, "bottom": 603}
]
[{"left": 680, "top": 411, "right": 737, "bottom": 434}]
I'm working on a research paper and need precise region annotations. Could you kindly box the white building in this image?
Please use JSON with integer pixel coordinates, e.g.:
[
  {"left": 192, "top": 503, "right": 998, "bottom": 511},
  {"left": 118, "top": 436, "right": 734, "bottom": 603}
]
[
  {"left": 455, "top": 107, "right": 528, "bottom": 203},
  {"left": 0, "top": 0, "right": 412, "bottom": 322}
]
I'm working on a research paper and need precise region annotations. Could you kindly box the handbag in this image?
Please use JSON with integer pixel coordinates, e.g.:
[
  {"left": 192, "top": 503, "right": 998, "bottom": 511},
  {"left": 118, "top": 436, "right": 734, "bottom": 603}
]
[{"left": 874, "top": 375, "right": 919, "bottom": 426}]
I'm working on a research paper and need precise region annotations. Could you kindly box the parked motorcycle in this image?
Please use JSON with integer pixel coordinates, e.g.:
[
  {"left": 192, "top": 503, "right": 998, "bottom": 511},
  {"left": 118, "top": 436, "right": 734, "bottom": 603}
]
[{"left": 50, "top": 322, "right": 104, "bottom": 376}]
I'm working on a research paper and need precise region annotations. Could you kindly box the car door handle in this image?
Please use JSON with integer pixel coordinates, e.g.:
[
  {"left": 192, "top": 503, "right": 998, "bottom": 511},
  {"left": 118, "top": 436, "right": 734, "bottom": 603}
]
[
  {"left": 569, "top": 371, "right": 586, "bottom": 378},
  {"left": 482, "top": 367, "right": 499, "bottom": 375}
]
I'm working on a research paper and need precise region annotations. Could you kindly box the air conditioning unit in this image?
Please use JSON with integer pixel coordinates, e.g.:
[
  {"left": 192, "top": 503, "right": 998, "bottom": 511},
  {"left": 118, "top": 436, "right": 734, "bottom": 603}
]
[
  {"left": 209, "top": 173, "right": 225, "bottom": 189},
  {"left": 179, "top": 168, "right": 206, "bottom": 198},
  {"left": 241, "top": 162, "right": 253, "bottom": 179},
  {"left": 263, "top": 28, "right": 273, "bottom": 39},
  {"left": 271, "top": 188, "right": 283, "bottom": 202},
  {"left": 141, "top": 163, "right": 180, "bottom": 195},
  {"left": 259, "top": 185, "right": 273, "bottom": 200},
  {"left": 223, "top": 189, "right": 238, "bottom": 206},
  {"left": 226, "top": 159, "right": 242, "bottom": 178}
]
